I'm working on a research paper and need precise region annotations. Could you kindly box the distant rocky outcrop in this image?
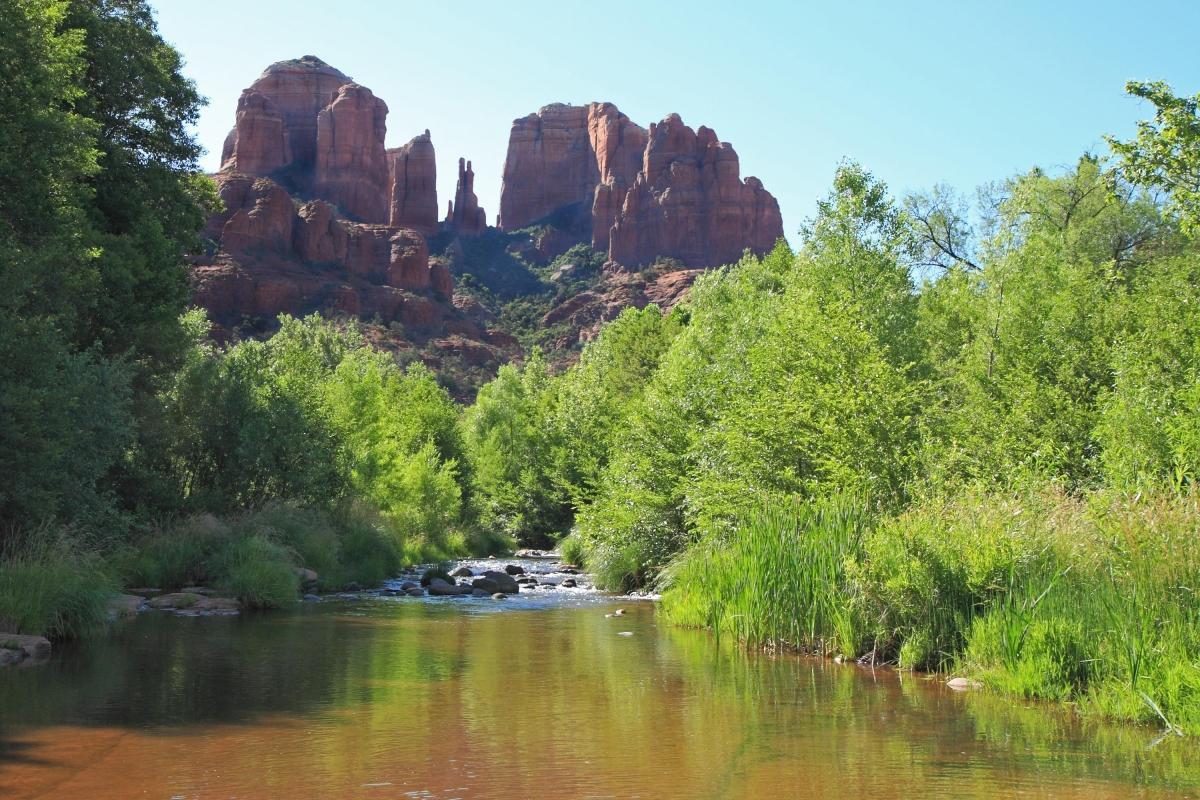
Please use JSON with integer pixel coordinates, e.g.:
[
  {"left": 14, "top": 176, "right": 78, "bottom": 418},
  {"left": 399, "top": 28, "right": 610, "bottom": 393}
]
[
  {"left": 196, "top": 57, "right": 519, "bottom": 389},
  {"left": 446, "top": 158, "right": 487, "bottom": 235},
  {"left": 194, "top": 56, "right": 786, "bottom": 396},
  {"left": 498, "top": 102, "right": 781, "bottom": 268},
  {"left": 388, "top": 131, "right": 438, "bottom": 234}
]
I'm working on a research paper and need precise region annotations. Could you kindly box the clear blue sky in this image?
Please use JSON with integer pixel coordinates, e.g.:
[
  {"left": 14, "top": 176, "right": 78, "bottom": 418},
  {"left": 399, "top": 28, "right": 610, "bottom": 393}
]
[{"left": 152, "top": 0, "right": 1199, "bottom": 240}]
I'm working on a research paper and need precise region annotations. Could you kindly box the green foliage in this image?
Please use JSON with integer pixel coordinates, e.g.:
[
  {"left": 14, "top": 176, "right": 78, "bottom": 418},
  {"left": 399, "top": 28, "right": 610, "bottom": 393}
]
[
  {"left": 462, "top": 349, "right": 569, "bottom": 545},
  {"left": 208, "top": 535, "right": 299, "bottom": 609},
  {"left": 1108, "top": 81, "right": 1200, "bottom": 235},
  {"left": 0, "top": 528, "right": 117, "bottom": 639},
  {"left": 660, "top": 496, "right": 871, "bottom": 654}
]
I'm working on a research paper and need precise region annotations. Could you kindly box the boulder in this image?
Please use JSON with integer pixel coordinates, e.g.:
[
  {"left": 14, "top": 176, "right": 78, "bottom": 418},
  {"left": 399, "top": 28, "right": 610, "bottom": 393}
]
[
  {"left": 0, "top": 647, "right": 23, "bottom": 666},
  {"left": 947, "top": 677, "right": 984, "bottom": 691},
  {"left": 0, "top": 634, "right": 51, "bottom": 662},
  {"left": 108, "top": 594, "right": 145, "bottom": 619},
  {"left": 149, "top": 593, "right": 202, "bottom": 610},
  {"left": 560, "top": 578, "right": 578, "bottom": 588},
  {"left": 405, "top": 588, "right": 425, "bottom": 597},
  {"left": 471, "top": 571, "right": 520, "bottom": 594},
  {"left": 428, "top": 581, "right": 472, "bottom": 596},
  {"left": 180, "top": 587, "right": 217, "bottom": 596},
  {"left": 190, "top": 597, "right": 241, "bottom": 613},
  {"left": 491, "top": 593, "right": 507, "bottom": 600},
  {"left": 503, "top": 564, "right": 525, "bottom": 576},
  {"left": 450, "top": 566, "right": 474, "bottom": 578},
  {"left": 295, "top": 568, "right": 318, "bottom": 585}
]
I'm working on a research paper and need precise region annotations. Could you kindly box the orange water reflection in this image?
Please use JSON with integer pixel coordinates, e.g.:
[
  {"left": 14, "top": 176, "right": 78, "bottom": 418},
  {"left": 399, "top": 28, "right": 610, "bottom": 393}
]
[{"left": 0, "top": 600, "right": 1195, "bottom": 799}]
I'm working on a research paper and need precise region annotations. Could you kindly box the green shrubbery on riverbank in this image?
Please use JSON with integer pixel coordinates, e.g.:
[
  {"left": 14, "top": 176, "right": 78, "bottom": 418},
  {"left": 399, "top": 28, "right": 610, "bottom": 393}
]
[{"left": 660, "top": 490, "right": 1200, "bottom": 733}]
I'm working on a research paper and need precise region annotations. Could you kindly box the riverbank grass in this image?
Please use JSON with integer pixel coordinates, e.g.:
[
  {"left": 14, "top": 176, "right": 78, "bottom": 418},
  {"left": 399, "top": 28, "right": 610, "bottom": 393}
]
[{"left": 661, "top": 488, "right": 1200, "bottom": 734}]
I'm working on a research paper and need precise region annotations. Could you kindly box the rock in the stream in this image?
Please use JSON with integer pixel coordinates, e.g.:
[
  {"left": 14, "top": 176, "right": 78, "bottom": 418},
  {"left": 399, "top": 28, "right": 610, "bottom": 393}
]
[
  {"left": 108, "top": 594, "right": 145, "bottom": 619},
  {"left": 400, "top": 581, "right": 420, "bottom": 591},
  {"left": 516, "top": 576, "right": 538, "bottom": 585},
  {"left": 128, "top": 587, "right": 163, "bottom": 598},
  {"left": 0, "top": 647, "right": 24, "bottom": 666},
  {"left": 149, "top": 592, "right": 203, "bottom": 610},
  {"left": 503, "top": 564, "right": 525, "bottom": 576},
  {"left": 190, "top": 597, "right": 240, "bottom": 613},
  {"left": 946, "top": 677, "right": 983, "bottom": 691},
  {"left": 559, "top": 566, "right": 580, "bottom": 575},
  {"left": 428, "top": 579, "right": 472, "bottom": 596},
  {"left": 179, "top": 586, "right": 216, "bottom": 596},
  {"left": 450, "top": 566, "right": 474, "bottom": 578},
  {"left": 0, "top": 634, "right": 51, "bottom": 662},
  {"left": 471, "top": 571, "right": 519, "bottom": 594},
  {"left": 303, "top": 594, "right": 321, "bottom": 602},
  {"left": 405, "top": 588, "right": 425, "bottom": 597},
  {"left": 560, "top": 578, "right": 578, "bottom": 588},
  {"left": 491, "top": 593, "right": 507, "bottom": 600},
  {"left": 471, "top": 588, "right": 490, "bottom": 597},
  {"left": 294, "top": 568, "right": 318, "bottom": 585},
  {"left": 514, "top": 549, "right": 544, "bottom": 558}
]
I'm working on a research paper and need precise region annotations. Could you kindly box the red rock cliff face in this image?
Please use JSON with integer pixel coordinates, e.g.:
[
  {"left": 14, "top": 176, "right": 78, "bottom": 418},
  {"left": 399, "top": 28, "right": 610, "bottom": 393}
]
[
  {"left": 609, "top": 115, "right": 783, "bottom": 268},
  {"left": 313, "top": 83, "right": 389, "bottom": 223},
  {"left": 498, "top": 104, "right": 599, "bottom": 231},
  {"left": 498, "top": 102, "right": 781, "bottom": 268},
  {"left": 221, "top": 56, "right": 352, "bottom": 186},
  {"left": 388, "top": 131, "right": 438, "bottom": 234}
]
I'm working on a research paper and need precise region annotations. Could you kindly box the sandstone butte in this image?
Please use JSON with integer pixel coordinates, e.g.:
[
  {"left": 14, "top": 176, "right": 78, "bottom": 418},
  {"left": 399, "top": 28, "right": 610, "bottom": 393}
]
[
  {"left": 193, "top": 55, "right": 785, "bottom": 383},
  {"left": 498, "top": 102, "right": 783, "bottom": 268}
]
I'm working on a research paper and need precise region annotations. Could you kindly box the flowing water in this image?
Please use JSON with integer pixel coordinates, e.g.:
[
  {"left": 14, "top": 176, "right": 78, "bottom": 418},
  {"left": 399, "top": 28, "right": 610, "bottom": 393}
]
[{"left": 1, "top": 558, "right": 1197, "bottom": 799}]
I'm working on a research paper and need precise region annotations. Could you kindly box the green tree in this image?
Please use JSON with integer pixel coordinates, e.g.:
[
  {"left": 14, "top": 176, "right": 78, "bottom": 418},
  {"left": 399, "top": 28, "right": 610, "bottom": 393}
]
[{"left": 1108, "top": 81, "right": 1200, "bottom": 235}]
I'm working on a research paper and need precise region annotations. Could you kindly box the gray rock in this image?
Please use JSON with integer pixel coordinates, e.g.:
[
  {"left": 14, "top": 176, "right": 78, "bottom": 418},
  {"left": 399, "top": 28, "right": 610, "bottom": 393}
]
[
  {"left": 503, "top": 564, "right": 525, "bottom": 576},
  {"left": 450, "top": 566, "right": 474, "bottom": 578},
  {"left": 492, "top": 593, "right": 507, "bottom": 600},
  {"left": 303, "top": 594, "right": 322, "bottom": 602},
  {"left": 148, "top": 592, "right": 203, "bottom": 610},
  {"left": 471, "top": 570, "right": 520, "bottom": 594},
  {"left": 947, "top": 677, "right": 983, "bottom": 691},
  {"left": 0, "top": 647, "right": 24, "bottom": 666},
  {"left": 561, "top": 578, "right": 578, "bottom": 588},
  {"left": 400, "top": 581, "right": 420, "bottom": 591},
  {"left": 428, "top": 582, "right": 472, "bottom": 596},
  {"left": 108, "top": 594, "right": 145, "bottom": 619},
  {"left": 405, "top": 588, "right": 425, "bottom": 597},
  {"left": 179, "top": 586, "right": 216, "bottom": 596},
  {"left": 472, "top": 588, "right": 490, "bottom": 597},
  {"left": 294, "top": 568, "right": 318, "bottom": 585},
  {"left": 0, "top": 634, "right": 51, "bottom": 661}
]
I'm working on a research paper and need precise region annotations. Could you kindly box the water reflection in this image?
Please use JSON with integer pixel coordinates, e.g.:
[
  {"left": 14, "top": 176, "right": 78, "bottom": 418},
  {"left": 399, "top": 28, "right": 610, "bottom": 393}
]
[{"left": 0, "top": 600, "right": 1195, "bottom": 799}]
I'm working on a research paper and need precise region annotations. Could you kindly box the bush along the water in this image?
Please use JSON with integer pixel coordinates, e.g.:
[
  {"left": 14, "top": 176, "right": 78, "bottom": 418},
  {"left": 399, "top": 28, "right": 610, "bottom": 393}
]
[
  {"left": 0, "top": 529, "right": 118, "bottom": 640},
  {"left": 662, "top": 488, "right": 1200, "bottom": 734}
]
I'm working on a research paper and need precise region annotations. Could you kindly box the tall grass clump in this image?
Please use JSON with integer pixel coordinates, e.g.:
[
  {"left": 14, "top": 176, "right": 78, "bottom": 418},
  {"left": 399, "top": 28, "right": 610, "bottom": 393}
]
[
  {"left": 0, "top": 527, "right": 117, "bottom": 639},
  {"left": 660, "top": 495, "right": 871, "bottom": 655},
  {"left": 558, "top": 532, "right": 586, "bottom": 567}
]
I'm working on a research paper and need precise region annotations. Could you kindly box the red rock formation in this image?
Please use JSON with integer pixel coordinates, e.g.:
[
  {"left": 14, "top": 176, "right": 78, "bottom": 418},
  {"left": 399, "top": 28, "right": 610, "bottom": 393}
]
[
  {"left": 388, "top": 131, "right": 438, "bottom": 234},
  {"left": 314, "top": 83, "right": 389, "bottom": 222},
  {"left": 388, "top": 229, "right": 431, "bottom": 290},
  {"left": 498, "top": 103, "right": 781, "bottom": 268},
  {"left": 608, "top": 114, "right": 782, "bottom": 268},
  {"left": 447, "top": 158, "right": 486, "bottom": 235},
  {"left": 221, "top": 56, "right": 351, "bottom": 182},
  {"left": 498, "top": 104, "right": 598, "bottom": 231},
  {"left": 215, "top": 175, "right": 296, "bottom": 256},
  {"left": 295, "top": 200, "right": 348, "bottom": 264},
  {"left": 587, "top": 102, "right": 648, "bottom": 252}
]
